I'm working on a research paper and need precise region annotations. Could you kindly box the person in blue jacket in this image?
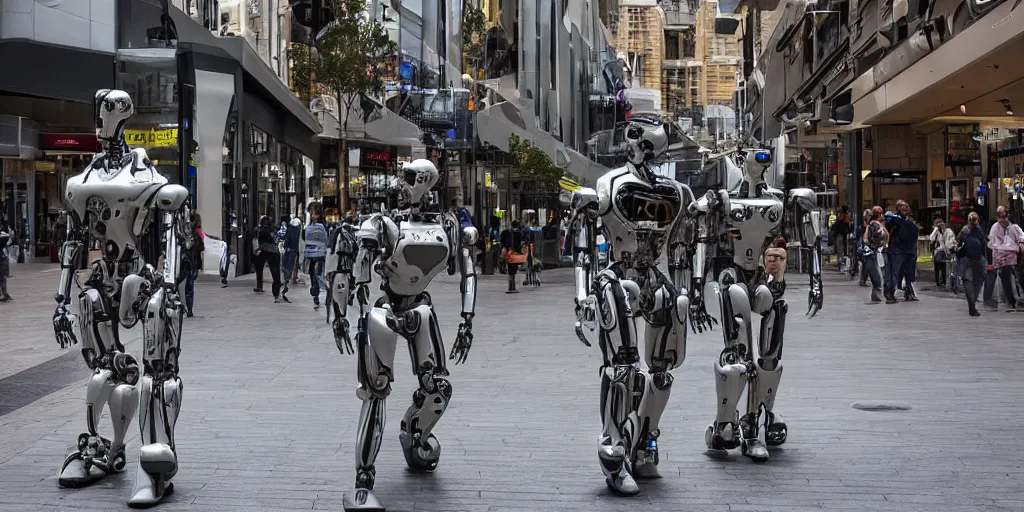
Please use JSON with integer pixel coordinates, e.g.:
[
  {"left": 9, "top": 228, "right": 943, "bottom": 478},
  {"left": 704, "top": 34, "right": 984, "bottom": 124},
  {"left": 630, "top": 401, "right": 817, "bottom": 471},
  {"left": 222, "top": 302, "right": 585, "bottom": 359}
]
[{"left": 884, "top": 200, "right": 920, "bottom": 303}]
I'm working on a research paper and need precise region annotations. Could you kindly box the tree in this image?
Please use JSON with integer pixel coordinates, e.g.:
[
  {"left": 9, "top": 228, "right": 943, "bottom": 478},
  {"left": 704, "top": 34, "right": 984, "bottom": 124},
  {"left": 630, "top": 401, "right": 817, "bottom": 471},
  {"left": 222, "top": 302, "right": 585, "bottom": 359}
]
[
  {"left": 508, "top": 134, "right": 563, "bottom": 191},
  {"left": 462, "top": 2, "right": 487, "bottom": 77},
  {"left": 291, "top": 0, "right": 397, "bottom": 214}
]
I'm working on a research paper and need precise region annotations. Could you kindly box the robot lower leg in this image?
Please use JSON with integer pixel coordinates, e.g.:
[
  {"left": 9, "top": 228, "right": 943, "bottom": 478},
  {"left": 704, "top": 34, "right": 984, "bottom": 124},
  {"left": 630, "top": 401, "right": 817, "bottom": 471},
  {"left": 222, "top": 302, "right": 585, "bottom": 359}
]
[
  {"left": 59, "top": 287, "right": 140, "bottom": 489},
  {"left": 738, "top": 298, "right": 787, "bottom": 463},
  {"left": 399, "top": 363, "right": 451, "bottom": 472},
  {"left": 598, "top": 364, "right": 641, "bottom": 496},
  {"left": 128, "top": 288, "right": 184, "bottom": 507}
]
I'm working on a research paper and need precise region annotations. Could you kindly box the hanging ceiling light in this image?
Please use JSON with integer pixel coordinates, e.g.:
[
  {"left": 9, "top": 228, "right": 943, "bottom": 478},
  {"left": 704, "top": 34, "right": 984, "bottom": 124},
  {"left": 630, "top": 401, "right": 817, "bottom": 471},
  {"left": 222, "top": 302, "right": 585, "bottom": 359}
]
[
  {"left": 1001, "top": 99, "right": 1014, "bottom": 116},
  {"left": 960, "top": 104, "right": 967, "bottom": 114}
]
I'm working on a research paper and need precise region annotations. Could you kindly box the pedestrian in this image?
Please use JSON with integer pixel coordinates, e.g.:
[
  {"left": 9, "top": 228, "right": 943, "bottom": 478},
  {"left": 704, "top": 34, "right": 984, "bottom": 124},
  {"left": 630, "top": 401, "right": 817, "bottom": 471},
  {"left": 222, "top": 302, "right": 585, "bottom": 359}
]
[
  {"left": 987, "top": 205, "right": 1023, "bottom": 311},
  {"left": 955, "top": 212, "right": 988, "bottom": 316},
  {"left": 0, "top": 221, "right": 13, "bottom": 302},
  {"left": 253, "top": 215, "right": 284, "bottom": 302},
  {"left": 279, "top": 217, "right": 301, "bottom": 303},
  {"left": 452, "top": 198, "right": 473, "bottom": 229},
  {"left": 928, "top": 215, "right": 955, "bottom": 288},
  {"left": 303, "top": 208, "right": 330, "bottom": 310},
  {"left": 863, "top": 207, "right": 889, "bottom": 303},
  {"left": 884, "top": 199, "right": 920, "bottom": 302},
  {"left": 501, "top": 219, "right": 526, "bottom": 293},
  {"left": 183, "top": 213, "right": 205, "bottom": 317},
  {"left": 831, "top": 206, "right": 852, "bottom": 272}
]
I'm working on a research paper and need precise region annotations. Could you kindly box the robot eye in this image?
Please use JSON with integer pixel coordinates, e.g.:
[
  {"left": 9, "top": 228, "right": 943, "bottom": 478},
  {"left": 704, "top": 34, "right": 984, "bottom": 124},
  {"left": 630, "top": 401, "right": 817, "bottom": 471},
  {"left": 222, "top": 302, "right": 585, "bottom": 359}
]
[{"left": 626, "top": 126, "right": 642, "bottom": 139}]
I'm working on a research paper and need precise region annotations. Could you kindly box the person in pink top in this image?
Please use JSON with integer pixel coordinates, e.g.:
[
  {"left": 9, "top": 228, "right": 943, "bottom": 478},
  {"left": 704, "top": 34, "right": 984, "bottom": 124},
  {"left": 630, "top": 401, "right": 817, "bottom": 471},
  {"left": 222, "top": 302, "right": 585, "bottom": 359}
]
[{"left": 987, "top": 206, "right": 1023, "bottom": 311}]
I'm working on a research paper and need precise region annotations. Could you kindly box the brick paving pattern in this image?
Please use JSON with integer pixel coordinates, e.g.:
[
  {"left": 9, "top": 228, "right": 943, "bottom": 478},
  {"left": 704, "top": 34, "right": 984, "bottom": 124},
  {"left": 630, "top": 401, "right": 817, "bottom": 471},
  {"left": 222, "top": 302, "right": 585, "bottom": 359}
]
[{"left": 0, "top": 265, "right": 1021, "bottom": 511}]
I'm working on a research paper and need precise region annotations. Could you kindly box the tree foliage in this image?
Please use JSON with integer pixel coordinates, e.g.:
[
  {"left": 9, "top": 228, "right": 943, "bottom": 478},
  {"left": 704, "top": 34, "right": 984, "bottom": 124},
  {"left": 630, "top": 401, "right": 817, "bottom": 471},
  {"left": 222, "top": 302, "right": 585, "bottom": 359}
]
[
  {"left": 508, "top": 134, "right": 563, "bottom": 190},
  {"left": 462, "top": 3, "right": 487, "bottom": 67},
  {"left": 290, "top": 0, "right": 396, "bottom": 131},
  {"left": 289, "top": 0, "right": 397, "bottom": 211}
]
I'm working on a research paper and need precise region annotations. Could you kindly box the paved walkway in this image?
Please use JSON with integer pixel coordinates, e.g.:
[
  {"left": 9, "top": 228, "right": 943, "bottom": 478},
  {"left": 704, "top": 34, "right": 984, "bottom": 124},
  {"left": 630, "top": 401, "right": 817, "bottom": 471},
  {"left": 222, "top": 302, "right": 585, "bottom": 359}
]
[{"left": 0, "top": 265, "right": 1021, "bottom": 512}]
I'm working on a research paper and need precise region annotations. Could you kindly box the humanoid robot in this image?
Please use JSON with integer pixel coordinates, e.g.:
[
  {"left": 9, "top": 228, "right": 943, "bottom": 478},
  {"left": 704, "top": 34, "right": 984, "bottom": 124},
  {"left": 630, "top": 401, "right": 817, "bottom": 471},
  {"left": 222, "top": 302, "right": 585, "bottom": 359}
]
[
  {"left": 567, "top": 119, "right": 695, "bottom": 495},
  {"left": 332, "top": 159, "right": 478, "bottom": 511},
  {"left": 52, "top": 89, "right": 190, "bottom": 507},
  {"left": 325, "top": 216, "right": 359, "bottom": 354},
  {"left": 687, "top": 146, "right": 823, "bottom": 462}
]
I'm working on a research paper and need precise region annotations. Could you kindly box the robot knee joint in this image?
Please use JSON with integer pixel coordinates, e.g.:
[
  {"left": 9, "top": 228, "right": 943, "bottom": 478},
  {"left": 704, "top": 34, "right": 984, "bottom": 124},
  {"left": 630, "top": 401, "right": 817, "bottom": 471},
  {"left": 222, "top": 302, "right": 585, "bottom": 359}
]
[{"left": 649, "top": 369, "right": 673, "bottom": 391}]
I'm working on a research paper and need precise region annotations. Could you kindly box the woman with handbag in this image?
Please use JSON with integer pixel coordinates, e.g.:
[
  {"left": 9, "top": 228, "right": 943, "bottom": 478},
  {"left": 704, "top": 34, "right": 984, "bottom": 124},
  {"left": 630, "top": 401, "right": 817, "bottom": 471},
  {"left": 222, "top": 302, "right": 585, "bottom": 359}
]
[
  {"left": 987, "top": 206, "right": 1023, "bottom": 311},
  {"left": 501, "top": 220, "right": 526, "bottom": 293}
]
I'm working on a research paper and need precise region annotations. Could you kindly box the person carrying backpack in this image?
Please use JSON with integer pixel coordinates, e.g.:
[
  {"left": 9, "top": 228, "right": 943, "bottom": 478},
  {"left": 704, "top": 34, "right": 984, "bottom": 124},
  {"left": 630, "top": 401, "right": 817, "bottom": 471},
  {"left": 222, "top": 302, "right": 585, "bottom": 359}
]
[
  {"left": 955, "top": 212, "right": 988, "bottom": 316},
  {"left": 452, "top": 198, "right": 473, "bottom": 230}
]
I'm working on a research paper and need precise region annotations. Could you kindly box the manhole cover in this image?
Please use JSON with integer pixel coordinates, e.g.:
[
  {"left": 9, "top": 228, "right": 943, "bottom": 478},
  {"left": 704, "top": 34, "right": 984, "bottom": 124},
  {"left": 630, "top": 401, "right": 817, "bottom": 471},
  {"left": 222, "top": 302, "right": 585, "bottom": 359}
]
[{"left": 851, "top": 401, "right": 912, "bottom": 411}]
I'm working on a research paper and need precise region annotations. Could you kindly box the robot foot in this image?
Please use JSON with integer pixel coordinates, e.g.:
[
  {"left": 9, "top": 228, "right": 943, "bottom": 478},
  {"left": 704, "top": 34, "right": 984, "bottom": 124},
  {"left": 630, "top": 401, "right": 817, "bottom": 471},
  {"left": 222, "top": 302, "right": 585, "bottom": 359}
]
[
  {"left": 704, "top": 422, "right": 740, "bottom": 451},
  {"left": 343, "top": 489, "right": 385, "bottom": 511},
  {"left": 741, "top": 438, "right": 769, "bottom": 463},
  {"left": 399, "top": 432, "right": 441, "bottom": 472},
  {"left": 765, "top": 413, "right": 788, "bottom": 447},
  {"left": 127, "top": 444, "right": 177, "bottom": 508},
  {"left": 58, "top": 434, "right": 127, "bottom": 488},
  {"left": 599, "top": 443, "right": 640, "bottom": 495},
  {"left": 605, "top": 471, "right": 641, "bottom": 496},
  {"left": 632, "top": 432, "right": 661, "bottom": 479}
]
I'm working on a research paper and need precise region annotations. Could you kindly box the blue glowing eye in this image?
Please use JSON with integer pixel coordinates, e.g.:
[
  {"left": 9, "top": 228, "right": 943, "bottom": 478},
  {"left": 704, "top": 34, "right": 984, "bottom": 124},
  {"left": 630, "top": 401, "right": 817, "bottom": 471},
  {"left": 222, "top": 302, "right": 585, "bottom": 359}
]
[{"left": 754, "top": 151, "right": 771, "bottom": 164}]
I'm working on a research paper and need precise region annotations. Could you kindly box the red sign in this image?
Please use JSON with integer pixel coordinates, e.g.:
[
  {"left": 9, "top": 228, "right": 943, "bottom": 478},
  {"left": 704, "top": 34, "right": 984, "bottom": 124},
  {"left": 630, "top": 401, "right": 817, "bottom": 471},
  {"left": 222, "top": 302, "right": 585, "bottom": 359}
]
[
  {"left": 39, "top": 133, "right": 98, "bottom": 152},
  {"left": 363, "top": 151, "right": 391, "bottom": 162}
]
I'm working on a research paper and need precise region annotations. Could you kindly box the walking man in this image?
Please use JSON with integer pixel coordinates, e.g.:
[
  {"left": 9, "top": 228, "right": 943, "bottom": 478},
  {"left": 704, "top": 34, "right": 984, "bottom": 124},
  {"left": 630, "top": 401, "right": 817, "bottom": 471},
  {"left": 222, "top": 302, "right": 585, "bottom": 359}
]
[{"left": 884, "top": 200, "right": 920, "bottom": 302}]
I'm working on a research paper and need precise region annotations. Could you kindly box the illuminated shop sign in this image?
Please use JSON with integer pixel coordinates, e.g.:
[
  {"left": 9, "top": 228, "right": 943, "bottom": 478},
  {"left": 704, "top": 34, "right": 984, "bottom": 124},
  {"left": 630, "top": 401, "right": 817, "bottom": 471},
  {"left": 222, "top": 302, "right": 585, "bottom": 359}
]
[
  {"left": 360, "top": 149, "right": 393, "bottom": 169},
  {"left": 39, "top": 133, "right": 98, "bottom": 152}
]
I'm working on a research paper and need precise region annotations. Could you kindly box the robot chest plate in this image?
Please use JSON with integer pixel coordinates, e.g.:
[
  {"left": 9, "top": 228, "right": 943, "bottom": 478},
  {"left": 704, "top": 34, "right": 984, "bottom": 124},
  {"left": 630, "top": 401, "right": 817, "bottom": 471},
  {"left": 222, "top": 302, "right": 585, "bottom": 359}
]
[
  {"left": 728, "top": 199, "right": 783, "bottom": 267},
  {"left": 612, "top": 182, "right": 681, "bottom": 231},
  {"left": 385, "top": 223, "right": 449, "bottom": 293}
]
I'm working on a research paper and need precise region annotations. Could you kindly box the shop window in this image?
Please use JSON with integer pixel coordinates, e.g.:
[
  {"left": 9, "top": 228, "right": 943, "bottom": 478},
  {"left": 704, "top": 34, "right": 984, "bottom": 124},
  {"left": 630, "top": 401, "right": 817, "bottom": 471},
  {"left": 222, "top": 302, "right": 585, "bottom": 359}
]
[{"left": 249, "top": 125, "right": 269, "bottom": 156}]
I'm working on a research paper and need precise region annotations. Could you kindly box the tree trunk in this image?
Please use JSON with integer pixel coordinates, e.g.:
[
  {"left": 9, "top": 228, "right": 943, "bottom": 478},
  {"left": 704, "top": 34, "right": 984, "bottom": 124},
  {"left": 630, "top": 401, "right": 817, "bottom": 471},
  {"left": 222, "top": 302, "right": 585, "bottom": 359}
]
[{"left": 339, "top": 123, "right": 349, "bottom": 216}]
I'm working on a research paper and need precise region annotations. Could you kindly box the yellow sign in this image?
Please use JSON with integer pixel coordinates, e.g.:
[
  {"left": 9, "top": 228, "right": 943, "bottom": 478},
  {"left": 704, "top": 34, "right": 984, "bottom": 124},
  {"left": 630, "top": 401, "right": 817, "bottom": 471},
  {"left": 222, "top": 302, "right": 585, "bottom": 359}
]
[
  {"left": 485, "top": 172, "right": 493, "bottom": 188},
  {"left": 124, "top": 128, "right": 178, "bottom": 148},
  {"left": 558, "top": 176, "right": 581, "bottom": 191}
]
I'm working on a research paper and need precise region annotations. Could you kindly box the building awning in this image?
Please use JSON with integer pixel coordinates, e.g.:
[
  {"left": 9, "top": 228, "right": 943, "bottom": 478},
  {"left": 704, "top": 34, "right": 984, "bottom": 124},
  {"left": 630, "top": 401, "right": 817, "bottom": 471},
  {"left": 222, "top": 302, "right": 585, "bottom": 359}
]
[
  {"left": 865, "top": 170, "right": 926, "bottom": 184},
  {"left": 168, "top": 7, "right": 322, "bottom": 135}
]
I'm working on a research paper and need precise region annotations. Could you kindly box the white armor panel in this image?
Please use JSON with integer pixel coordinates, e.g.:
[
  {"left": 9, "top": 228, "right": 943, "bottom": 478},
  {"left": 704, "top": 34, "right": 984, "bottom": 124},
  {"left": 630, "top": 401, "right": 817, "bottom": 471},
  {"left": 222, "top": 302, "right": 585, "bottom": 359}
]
[
  {"left": 64, "top": 154, "right": 168, "bottom": 261},
  {"left": 381, "top": 220, "right": 450, "bottom": 296}
]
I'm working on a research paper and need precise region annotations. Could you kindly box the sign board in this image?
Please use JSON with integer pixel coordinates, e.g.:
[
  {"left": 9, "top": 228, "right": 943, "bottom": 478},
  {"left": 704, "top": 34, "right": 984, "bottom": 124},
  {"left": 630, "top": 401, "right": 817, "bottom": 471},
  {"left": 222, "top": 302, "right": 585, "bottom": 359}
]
[
  {"left": 878, "top": 176, "right": 922, "bottom": 185},
  {"left": 124, "top": 129, "right": 177, "bottom": 148},
  {"left": 39, "top": 133, "right": 98, "bottom": 152}
]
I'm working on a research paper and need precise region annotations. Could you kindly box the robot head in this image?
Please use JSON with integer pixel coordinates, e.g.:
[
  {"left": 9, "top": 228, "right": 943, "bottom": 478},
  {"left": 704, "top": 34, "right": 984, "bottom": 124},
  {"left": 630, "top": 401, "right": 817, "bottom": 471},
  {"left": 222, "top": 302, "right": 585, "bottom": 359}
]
[
  {"left": 623, "top": 119, "right": 668, "bottom": 182},
  {"left": 399, "top": 159, "right": 440, "bottom": 206},
  {"left": 94, "top": 89, "right": 134, "bottom": 147},
  {"left": 740, "top": 148, "right": 772, "bottom": 188}
]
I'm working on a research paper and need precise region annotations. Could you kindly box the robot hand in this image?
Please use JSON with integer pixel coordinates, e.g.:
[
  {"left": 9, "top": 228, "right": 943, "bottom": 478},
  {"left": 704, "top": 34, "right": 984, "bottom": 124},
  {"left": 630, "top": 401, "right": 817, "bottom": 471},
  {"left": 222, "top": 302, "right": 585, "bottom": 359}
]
[
  {"left": 574, "top": 295, "right": 597, "bottom": 347},
  {"left": 806, "top": 274, "right": 823, "bottom": 318},
  {"left": 53, "top": 304, "right": 78, "bottom": 349},
  {"left": 448, "top": 317, "right": 474, "bottom": 364},
  {"left": 688, "top": 288, "right": 717, "bottom": 334}
]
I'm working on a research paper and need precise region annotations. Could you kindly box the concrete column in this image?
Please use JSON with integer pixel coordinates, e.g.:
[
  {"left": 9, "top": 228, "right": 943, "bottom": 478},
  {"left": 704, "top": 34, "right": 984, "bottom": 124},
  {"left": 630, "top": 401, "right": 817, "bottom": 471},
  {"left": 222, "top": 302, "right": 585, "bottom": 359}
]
[{"left": 194, "top": 69, "right": 235, "bottom": 238}]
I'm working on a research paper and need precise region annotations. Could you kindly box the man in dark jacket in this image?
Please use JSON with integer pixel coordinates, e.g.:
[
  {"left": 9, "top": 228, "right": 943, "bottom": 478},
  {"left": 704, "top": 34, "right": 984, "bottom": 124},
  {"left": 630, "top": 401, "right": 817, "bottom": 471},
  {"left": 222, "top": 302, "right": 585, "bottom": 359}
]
[{"left": 884, "top": 200, "right": 920, "bottom": 302}]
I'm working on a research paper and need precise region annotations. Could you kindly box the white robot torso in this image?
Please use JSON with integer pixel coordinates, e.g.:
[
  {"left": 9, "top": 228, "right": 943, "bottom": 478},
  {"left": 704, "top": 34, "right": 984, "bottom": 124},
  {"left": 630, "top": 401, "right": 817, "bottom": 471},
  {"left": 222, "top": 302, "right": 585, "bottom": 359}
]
[
  {"left": 64, "top": 148, "right": 185, "bottom": 263},
  {"left": 595, "top": 166, "right": 685, "bottom": 269},
  {"left": 725, "top": 195, "right": 785, "bottom": 273},
  {"left": 360, "top": 215, "right": 450, "bottom": 297}
]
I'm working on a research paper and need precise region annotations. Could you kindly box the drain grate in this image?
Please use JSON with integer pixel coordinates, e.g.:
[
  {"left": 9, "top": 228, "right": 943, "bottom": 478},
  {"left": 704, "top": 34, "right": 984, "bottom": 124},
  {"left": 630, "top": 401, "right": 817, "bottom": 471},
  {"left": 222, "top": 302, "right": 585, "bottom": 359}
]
[{"left": 851, "top": 401, "right": 912, "bottom": 411}]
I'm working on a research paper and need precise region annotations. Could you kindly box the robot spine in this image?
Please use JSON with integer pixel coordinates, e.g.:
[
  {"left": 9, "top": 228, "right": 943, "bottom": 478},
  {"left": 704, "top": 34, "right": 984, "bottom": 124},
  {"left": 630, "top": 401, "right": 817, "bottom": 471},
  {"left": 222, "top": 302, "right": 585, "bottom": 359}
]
[
  {"left": 52, "top": 89, "right": 190, "bottom": 507},
  {"left": 331, "top": 159, "right": 478, "bottom": 512}
]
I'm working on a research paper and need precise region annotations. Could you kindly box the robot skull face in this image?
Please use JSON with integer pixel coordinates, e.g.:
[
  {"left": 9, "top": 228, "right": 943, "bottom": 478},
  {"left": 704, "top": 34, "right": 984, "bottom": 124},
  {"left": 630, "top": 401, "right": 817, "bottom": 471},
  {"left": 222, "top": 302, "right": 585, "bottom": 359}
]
[
  {"left": 624, "top": 119, "right": 668, "bottom": 181},
  {"left": 94, "top": 89, "right": 135, "bottom": 142},
  {"left": 399, "top": 159, "right": 440, "bottom": 206}
]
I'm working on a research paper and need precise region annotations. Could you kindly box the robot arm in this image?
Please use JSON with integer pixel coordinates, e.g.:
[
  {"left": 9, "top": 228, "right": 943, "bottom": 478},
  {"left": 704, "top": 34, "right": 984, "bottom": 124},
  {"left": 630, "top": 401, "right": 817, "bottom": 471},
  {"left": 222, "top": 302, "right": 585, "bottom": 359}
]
[
  {"left": 53, "top": 213, "right": 86, "bottom": 349},
  {"left": 685, "top": 189, "right": 728, "bottom": 333},
  {"left": 566, "top": 187, "right": 600, "bottom": 347},
  {"left": 667, "top": 183, "right": 698, "bottom": 292},
  {"left": 788, "top": 188, "right": 823, "bottom": 318},
  {"left": 444, "top": 211, "right": 478, "bottom": 364}
]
